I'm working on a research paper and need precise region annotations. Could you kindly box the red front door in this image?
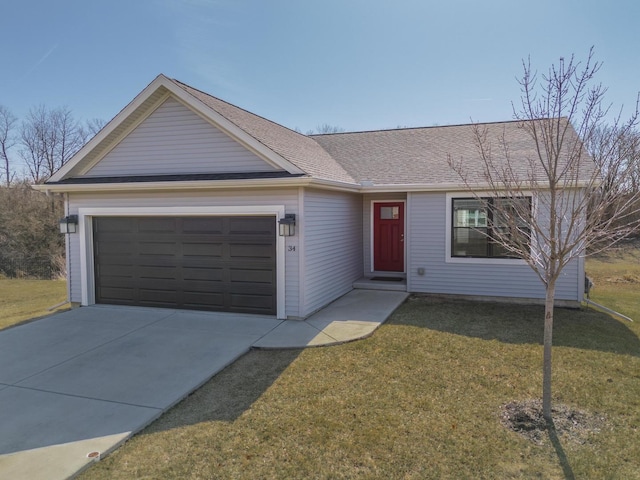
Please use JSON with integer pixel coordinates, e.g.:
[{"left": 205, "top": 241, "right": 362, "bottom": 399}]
[{"left": 373, "top": 202, "right": 404, "bottom": 272}]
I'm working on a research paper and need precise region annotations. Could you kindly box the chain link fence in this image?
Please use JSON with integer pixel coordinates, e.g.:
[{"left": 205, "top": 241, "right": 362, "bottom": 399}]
[{"left": 0, "top": 255, "right": 65, "bottom": 280}]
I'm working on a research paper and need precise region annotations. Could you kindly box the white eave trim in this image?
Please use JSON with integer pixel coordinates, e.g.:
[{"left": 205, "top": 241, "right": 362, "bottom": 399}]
[
  {"left": 33, "top": 178, "right": 592, "bottom": 195},
  {"left": 33, "top": 176, "right": 361, "bottom": 194},
  {"left": 356, "top": 181, "right": 592, "bottom": 193}
]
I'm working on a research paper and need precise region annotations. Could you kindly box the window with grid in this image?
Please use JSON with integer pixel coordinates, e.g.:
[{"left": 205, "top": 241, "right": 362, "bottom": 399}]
[{"left": 451, "top": 197, "right": 531, "bottom": 258}]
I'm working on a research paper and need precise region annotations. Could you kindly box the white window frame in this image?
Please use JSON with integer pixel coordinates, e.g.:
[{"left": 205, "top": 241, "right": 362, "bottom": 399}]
[{"left": 445, "top": 192, "right": 535, "bottom": 265}]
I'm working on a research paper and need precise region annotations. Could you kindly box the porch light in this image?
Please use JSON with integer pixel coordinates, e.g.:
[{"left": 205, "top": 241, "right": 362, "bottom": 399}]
[
  {"left": 278, "top": 214, "right": 296, "bottom": 237},
  {"left": 59, "top": 215, "right": 78, "bottom": 234}
]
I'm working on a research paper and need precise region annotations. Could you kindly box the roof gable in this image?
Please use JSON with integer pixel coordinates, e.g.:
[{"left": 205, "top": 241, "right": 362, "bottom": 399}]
[
  {"left": 45, "top": 74, "right": 594, "bottom": 191},
  {"left": 84, "top": 97, "right": 279, "bottom": 177},
  {"left": 48, "top": 75, "right": 307, "bottom": 183}
]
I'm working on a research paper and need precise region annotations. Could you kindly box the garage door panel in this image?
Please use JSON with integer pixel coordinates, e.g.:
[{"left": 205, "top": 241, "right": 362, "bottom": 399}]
[
  {"left": 229, "top": 284, "right": 275, "bottom": 296},
  {"left": 229, "top": 243, "right": 276, "bottom": 259},
  {"left": 228, "top": 217, "right": 274, "bottom": 234},
  {"left": 98, "top": 264, "right": 134, "bottom": 278},
  {"left": 98, "top": 276, "right": 137, "bottom": 289},
  {"left": 96, "top": 217, "right": 135, "bottom": 233},
  {"left": 182, "top": 267, "right": 224, "bottom": 281},
  {"left": 182, "top": 217, "right": 224, "bottom": 233},
  {"left": 138, "top": 242, "right": 179, "bottom": 256},
  {"left": 183, "top": 292, "right": 224, "bottom": 309},
  {"left": 99, "top": 287, "right": 135, "bottom": 302},
  {"left": 229, "top": 293, "right": 274, "bottom": 313},
  {"left": 139, "top": 286, "right": 179, "bottom": 300},
  {"left": 137, "top": 217, "right": 178, "bottom": 233},
  {"left": 97, "top": 242, "right": 136, "bottom": 255},
  {"left": 138, "top": 279, "right": 181, "bottom": 293},
  {"left": 94, "top": 216, "right": 276, "bottom": 315},
  {"left": 230, "top": 268, "right": 275, "bottom": 284},
  {"left": 181, "top": 242, "right": 223, "bottom": 257},
  {"left": 182, "top": 280, "right": 224, "bottom": 293},
  {"left": 137, "top": 265, "right": 179, "bottom": 279}
]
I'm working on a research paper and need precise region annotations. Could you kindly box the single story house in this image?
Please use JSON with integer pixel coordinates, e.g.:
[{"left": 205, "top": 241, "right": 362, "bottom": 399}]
[{"left": 36, "top": 74, "right": 588, "bottom": 319}]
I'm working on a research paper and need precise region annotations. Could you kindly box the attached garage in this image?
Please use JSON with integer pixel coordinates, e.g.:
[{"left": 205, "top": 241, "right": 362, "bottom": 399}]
[{"left": 92, "top": 215, "right": 276, "bottom": 315}]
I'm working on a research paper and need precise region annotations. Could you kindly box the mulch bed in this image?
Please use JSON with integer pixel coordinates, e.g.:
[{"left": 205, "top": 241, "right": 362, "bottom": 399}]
[{"left": 500, "top": 399, "right": 608, "bottom": 446}]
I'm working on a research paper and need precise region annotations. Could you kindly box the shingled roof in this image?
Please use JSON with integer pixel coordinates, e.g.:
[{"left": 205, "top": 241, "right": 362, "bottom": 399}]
[
  {"left": 44, "top": 74, "right": 594, "bottom": 190},
  {"left": 311, "top": 119, "right": 595, "bottom": 186},
  {"left": 172, "top": 79, "right": 356, "bottom": 185},
  {"left": 175, "top": 77, "right": 594, "bottom": 188}
]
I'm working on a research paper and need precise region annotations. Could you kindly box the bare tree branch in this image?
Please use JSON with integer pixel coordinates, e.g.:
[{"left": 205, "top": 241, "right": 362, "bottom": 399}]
[
  {"left": 448, "top": 48, "right": 640, "bottom": 421},
  {"left": 19, "top": 105, "right": 86, "bottom": 183},
  {"left": 0, "top": 105, "right": 17, "bottom": 187}
]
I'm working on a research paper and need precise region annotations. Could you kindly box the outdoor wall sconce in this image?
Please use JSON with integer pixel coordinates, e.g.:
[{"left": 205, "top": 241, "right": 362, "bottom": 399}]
[
  {"left": 59, "top": 215, "right": 78, "bottom": 234},
  {"left": 278, "top": 214, "right": 296, "bottom": 237}
]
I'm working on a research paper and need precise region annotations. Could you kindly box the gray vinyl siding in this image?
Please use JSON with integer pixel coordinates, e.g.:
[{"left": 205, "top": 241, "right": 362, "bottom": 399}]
[
  {"left": 407, "top": 192, "right": 581, "bottom": 301},
  {"left": 363, "top": 193, "right": 407, "bottom": 274},
  {"left": 85, "top": 97, "right": 279, "bottom": 177},
  {"left": 67, "top": 188, "right": 300, "bottom": 317},
  {"left": 302, "top": 188, "right": 363, "bottom": 317}
]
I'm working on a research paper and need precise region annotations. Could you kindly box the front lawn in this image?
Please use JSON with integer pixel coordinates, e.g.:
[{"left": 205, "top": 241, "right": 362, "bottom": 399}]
[
  {"left": 80, "top": 250, "right": 640, "bottom": 480},
  {"left": 0, "top": 278, "right": 67, "bottom": 330},
  {"left": 585, "top": 242, "right": 640, "bottom": 321}
]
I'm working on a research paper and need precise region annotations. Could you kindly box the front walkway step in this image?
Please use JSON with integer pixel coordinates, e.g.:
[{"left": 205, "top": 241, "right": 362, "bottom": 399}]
[{"left": 353, "top": 277, "right": 407, "bottom": 291}]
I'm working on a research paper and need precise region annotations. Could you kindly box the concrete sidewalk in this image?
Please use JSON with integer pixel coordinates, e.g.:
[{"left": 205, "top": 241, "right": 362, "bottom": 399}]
[
  {"left": 255, "top": 289, "right": 409, "bottom": 348},
  {"left": 0, "top": 289, "right": 407, "bottom": 479}
]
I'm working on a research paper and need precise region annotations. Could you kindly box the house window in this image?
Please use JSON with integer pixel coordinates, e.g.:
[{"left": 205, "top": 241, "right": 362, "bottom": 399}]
[
  {"left": 380, "top": 206, "right": 400, "bottom": 219},
  {"left": 451, "top": 197, "right": 531, "bottom": 258}
]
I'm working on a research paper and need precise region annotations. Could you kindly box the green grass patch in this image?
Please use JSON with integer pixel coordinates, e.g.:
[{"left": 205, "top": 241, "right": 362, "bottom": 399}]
[
  {"left": 0, "top": 278, "right": 67, "bottom": 330},
  {"left": 586, "top": 244, "right": 640, "bottom": 321},
  {"left": 80, "top": 252, "right": 640, "bottom": 480}
]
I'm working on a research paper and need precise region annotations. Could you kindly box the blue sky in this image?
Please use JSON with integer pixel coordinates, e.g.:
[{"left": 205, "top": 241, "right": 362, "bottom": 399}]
[{"left": 2, "top": 0, "right": 639, "bottom": 133}]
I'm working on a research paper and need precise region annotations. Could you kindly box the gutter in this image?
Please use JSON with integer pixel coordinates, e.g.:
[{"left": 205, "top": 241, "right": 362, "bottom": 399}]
[
  {"left": 32, "top": 177, "right": 595, "bottom": 196},
  {"left": 32, "top": 176, "right": 361, "bottom": 194}
]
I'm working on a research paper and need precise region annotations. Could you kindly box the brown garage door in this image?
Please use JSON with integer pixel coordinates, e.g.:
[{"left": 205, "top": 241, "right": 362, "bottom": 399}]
[{"left": 93, "top": 216, "right": 276, "bottom": 314}]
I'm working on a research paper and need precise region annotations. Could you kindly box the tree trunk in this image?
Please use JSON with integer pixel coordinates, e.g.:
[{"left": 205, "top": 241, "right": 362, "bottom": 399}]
[{"left": 542, "top": 280, "right": 556, "bottom": 422}]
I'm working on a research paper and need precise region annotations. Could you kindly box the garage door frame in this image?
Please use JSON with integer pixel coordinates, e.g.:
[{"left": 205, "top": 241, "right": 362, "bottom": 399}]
[{"left": 77, "top": 205, "right": 287, "bottom": 319}]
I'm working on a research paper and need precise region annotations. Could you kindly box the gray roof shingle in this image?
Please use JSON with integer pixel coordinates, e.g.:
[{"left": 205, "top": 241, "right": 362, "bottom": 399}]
[
  {"left": 311, "top": 119, "right": 595, "bottom": 186},
  {"left": 168, "top": 78, "right": 595, "bottom": 189},
  {"left": 172, "top": 79, "right": 356, "bottom": 184}
]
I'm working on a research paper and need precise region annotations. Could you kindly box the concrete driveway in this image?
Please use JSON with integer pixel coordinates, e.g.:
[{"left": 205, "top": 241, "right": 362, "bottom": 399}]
[
  {"left": 0, "top": 289, "right": 408, "bottom": 479},
  {"left": 0, "top": 305, "right": 282, "bottom": 479}
]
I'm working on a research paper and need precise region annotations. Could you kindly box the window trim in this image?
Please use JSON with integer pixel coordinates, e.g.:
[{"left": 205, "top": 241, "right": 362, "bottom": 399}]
[{"left": 445, "top": 192, "right": 532, "bottom": 265}]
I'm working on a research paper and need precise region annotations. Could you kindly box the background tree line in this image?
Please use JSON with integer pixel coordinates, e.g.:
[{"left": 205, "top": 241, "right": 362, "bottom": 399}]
[{"left": 0, "top": 104, "right": 104, "bottom": 278}]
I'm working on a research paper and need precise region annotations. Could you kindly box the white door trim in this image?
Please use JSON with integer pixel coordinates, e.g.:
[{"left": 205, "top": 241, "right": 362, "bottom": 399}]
[
  {"left": 78, "top": 205, "right": 287, "bottom": 319},
  {"left": 369, "top": 200, "right": 407, "bottom": 274}
]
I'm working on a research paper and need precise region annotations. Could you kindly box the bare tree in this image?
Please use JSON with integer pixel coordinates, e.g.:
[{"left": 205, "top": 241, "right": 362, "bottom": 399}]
[
  {"left": 82, "top": 117, "right": 107, "bottom": 140},
  {"left": 19, "top": 105, "right": 86, "bottom": 183},
  {"left": 587, "top": 125, "right": 640, "bottom": 196},
  {"left": 314, "top": 123, "right": 345, "bottom": 134},
  {"left": 449, "top": 49, "right": 640, "bottom": 421},
  {"left": 0, "top": 181, "right": 64, "bottom": 264},
  {"left": 0, "top": 105, "right": 17, "bottom": 187}
]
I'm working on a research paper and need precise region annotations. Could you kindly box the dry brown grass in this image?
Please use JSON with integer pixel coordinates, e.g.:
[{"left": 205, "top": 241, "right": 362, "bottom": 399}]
[{"left": 0, "top": 278, "right": 67, "bottom": 330}]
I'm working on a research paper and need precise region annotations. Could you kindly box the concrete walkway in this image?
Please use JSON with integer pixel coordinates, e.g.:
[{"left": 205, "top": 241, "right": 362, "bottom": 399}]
[
  {"left": 255, "top": 289, "right": 409, "bottom": 348},
  {"left": 0, "top": 289, "right": 407, "bottom": 480}
]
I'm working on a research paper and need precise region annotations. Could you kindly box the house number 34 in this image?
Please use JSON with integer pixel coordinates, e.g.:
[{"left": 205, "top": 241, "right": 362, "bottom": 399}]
[{"left": 288, "top": 246, "right": 296, "bottom": 252}]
